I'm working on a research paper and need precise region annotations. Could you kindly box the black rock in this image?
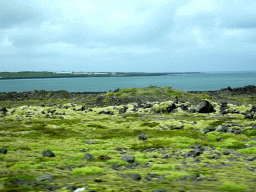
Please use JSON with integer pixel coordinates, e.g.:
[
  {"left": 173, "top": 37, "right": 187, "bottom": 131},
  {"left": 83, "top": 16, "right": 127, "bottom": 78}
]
[
  {"left": 195, "top": 101, "right": 215, "bottom": 113},
  {"left": 121, "top": 173, "right": 141, "bottom": 181},
  {"left": 119, "top": 106, "right": 128, "bottom": 114},
  {"left": 173, "top": 96, "right": 178, "bottom": 104},
  {"left": 0, "top": 148, "right": 7, "bottom": 154},
  {"left": 164, "top": 103, "right": 176, "bottom": 113},
  {"left": 201, "top": 127, "right": 216, "bottom": 134},
  {"left": 138, "top": 133, "right": 147, "bottom": 140},
  {"left": 82, "top": 153, "right": 95, "bottom": 160},
  {"left": 145, "top": 173, "right": 161, "bottom": 180},
  {"left": 250, "top": 105, "right": 256, "bottom": 113},
  {"left": 42, "top": 150, "right": 55, "bottom": 157},
  {"left": 0, "top": 107, "right": 7, "bottom": 113}
]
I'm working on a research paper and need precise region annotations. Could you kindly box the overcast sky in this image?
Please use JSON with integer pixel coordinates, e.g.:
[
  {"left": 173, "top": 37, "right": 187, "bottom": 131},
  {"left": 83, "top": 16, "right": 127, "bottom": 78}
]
[{"left": 1, "top": 0, "right": 256, "bottom": 72}]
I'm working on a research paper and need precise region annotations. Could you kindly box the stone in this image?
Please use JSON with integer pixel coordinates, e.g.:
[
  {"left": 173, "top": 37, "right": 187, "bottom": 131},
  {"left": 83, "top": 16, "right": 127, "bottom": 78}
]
[
  {"left": 0, "top": 148, "right": 7, "bottom": 154},
  {"left": 164, "top": 103, "right": 176, "bottom": 113},
  {"left": 121, "top": 154, "right": 135, "bottom": 163},
  {"left": 138, "top": 133, "right": 147, "bottom": 140},
  {"left": 0, "top": 107, "right": 8, "bottom": 113},
  {"left": 42, "top": 150, "right": 55, "bottom": 157},
  {"left": 216, "top": 125, "right": 228, "bottom": 132},
  {"left": 173, "top": 96, "right": 178, "bottom": 104},
  {"left": 82, "top": 153, "right": 95, "bottom": 160},
  {"left": 250, "top": 105, "right": 256, "bottom": 113},
  {"left": 83, "top": 141, "right": 95, "bottom": 144},
  {"left": 119, "top": 106, "right": 128, "bottom": 114},
  {"left": 97, "top": 155, "right": 111, "bottom": 160},
  {"left": 170, "top": 125, "right": 184, "bottom": 130},
  {"left": 121, "top": 173, "right": 141, "bottom": 181},
  {"left": 145, "top": 173, "right": 161, "bottom": 180},
  {"left": 36, "top": 174, "right": 54, "bottom": 182},
  {"left": 80, "top": 148, "right": 90, "bottom": 152},
  {"left": 201, "top": 127, "right": 216, "bottom": 134},
  {"left": 195, "top": 101, "right": 215, "bottom": 113}
]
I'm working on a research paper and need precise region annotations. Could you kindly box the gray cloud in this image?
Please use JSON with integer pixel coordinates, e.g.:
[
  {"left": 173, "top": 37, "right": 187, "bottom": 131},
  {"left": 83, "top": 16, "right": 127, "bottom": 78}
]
[
  {"left": 1, "top": 0, "right": 256, "bottom": 72},
  {"left": 0, "top": 0, "right": 48, "bottom": 29}
]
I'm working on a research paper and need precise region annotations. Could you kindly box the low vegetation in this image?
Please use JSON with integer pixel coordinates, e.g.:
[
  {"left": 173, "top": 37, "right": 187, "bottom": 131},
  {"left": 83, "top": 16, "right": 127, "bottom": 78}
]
[{"left": 0, "top": 86, "right": 256, "bottom": 192}]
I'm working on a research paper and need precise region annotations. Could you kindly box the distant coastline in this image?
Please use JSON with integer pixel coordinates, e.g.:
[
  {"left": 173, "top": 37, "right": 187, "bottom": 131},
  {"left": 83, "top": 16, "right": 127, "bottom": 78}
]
[{"left": 0, "top": 72, "right": 202, "bottom": 80}]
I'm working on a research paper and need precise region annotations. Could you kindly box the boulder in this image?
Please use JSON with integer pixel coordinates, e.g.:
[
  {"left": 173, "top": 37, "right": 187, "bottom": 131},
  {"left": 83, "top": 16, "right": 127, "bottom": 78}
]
[
  {"left": 170, "top": 125, "right": 184, "bottom": 130},
  {"left": 141, "top": 103, "right": 153, "bottom": 109},
  {"left": 83, "top": 141, "right": 95, "bottom": 144},
  {"left": 173, "top": 96, "right": 178, "bottom": 104},
  {"left": 42, "top": 150, "right": 55, "bottom": 157},
  {"left": 250, "top": 105, "right": 256, "bottom": 113},
  {"left": 145, "top": 173, "right": 161, "bottom": 180},
  {"left": 36, "top": 174, "right": 54, "bottom": 182},
  {"left": 82, "top": 153, "right": 95, "bottom": 160},
  {"left": 121, "top": 154, "right": 135, "bottom": 163},
  {"left": 138, "top": 133, "right": 147, "bottom": 140},
  {"left": 96, "top": 96, "right": 105, "bottom": 103},
  {"left": 120, "top": 173, "right": 141, "bottom": 181},
  {"left": 201, "top": 127, "right": 216, "bottom": 134},
  {"left": 119, "top": 106, "right": 128, "bottom": 114},
  {"left": 219, "top": 101, "right": 229, "bottom": 114},
  {"left": 111, "top": 96, "right": 121, "bottom": 106},
  {"left": 215, "top": 125, "right": 228, "bottom": 132},
  {"left": 0, "top": 148, "right": 7, "bottom": 154},
  {"left": 245, "top": 111, "right": 256, "bottom": 119},
  {"left": 97, "top": 155, "right": 111, "bottom": 160},
  {"left": 195, "top": 101, "right": 215, "bottom": 113},
  {"left": 55, "top": 111, "right": 65, "bottom": 115},
  {"left": 0, "top": 107, "right": 8, "bottom": 113},
  {"left": 164, "top": 103, "right": 176, "bottom": 113}
]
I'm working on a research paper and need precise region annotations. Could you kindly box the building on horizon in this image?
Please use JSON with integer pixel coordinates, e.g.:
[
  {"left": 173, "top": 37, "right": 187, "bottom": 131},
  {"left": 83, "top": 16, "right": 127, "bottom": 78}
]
[
  {"left": 72, "top": 72, "right": 88, "bottom": 75},
  {"left": 94, "top": 73, "right": 108, "bottom": 74},
  {"left": 54, "top": 71, "right": 72, "bottom": 74}
]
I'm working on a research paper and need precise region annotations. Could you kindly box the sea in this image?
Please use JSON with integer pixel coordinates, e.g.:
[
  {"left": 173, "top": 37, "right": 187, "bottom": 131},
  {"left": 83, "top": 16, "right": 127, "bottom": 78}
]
[{"left": 0, "top": 71, "right": 256, "bottom": 93}]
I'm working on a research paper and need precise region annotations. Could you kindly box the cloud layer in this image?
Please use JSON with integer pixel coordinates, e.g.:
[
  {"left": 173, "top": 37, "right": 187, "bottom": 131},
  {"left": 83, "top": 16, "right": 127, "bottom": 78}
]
[{"left": 1, "top": 0, "right": 256, "bottom": 72}]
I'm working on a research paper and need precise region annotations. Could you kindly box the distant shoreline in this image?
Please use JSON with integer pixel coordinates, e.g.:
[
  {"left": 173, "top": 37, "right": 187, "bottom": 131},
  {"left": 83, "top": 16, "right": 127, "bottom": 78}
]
[{"left": 0, "top": 72, "right": 203, "bottom": 80}]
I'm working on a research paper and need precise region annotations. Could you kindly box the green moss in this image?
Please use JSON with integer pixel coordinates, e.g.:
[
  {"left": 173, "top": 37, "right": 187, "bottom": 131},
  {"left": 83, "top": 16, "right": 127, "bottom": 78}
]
[
  {"left": 72, "top": 166, "right": 105, "bottom": 175},
  {"left": 218, "top": 138, "right": 245, "bottom": 149},
  {"left": 129, "top": 139, "right": 172, "bottom": 151},
  {"left": 165, "top": 171, "right": 190, "bottom": 180},
  {"left": 1, "top": 88, "right": 256, "bottom": 192},
  {"left": 208, "top": 120, "right": 226, "bottom": 127},
  {"left": 21, "top": 131, "right": 42, "bottom": 139},
  {"left": 244, "top": 129, "right": 256, "bottom": 137},
  {"left": 205, "top": 132, "right": 221, "bottom": 142},
  {"left": 151, "top": 164, "right": 175, "bottom": 171},
  {"left": 2, "top": 175, "right": 37, "bottom": 184},
  {"left": 217, "top": 181, "right": 248, "bottom": 191}
]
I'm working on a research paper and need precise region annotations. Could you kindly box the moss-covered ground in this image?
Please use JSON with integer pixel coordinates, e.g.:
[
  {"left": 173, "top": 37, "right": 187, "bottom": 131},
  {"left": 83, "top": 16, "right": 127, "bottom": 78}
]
[{"left": 0, "top": 86, "right": 256, "bottom": 192}]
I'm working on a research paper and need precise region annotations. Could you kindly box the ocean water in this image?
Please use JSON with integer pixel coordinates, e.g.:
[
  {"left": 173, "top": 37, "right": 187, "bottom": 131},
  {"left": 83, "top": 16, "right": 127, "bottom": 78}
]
[{"left": 0, "top": 71, "right": 255, "bottom": 93}]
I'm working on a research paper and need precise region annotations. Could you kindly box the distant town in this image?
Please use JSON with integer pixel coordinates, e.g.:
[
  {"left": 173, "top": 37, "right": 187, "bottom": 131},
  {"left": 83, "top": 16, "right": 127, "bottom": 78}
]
[{"left": 0, "top": 71, "right": 202, "bottom": 79}]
